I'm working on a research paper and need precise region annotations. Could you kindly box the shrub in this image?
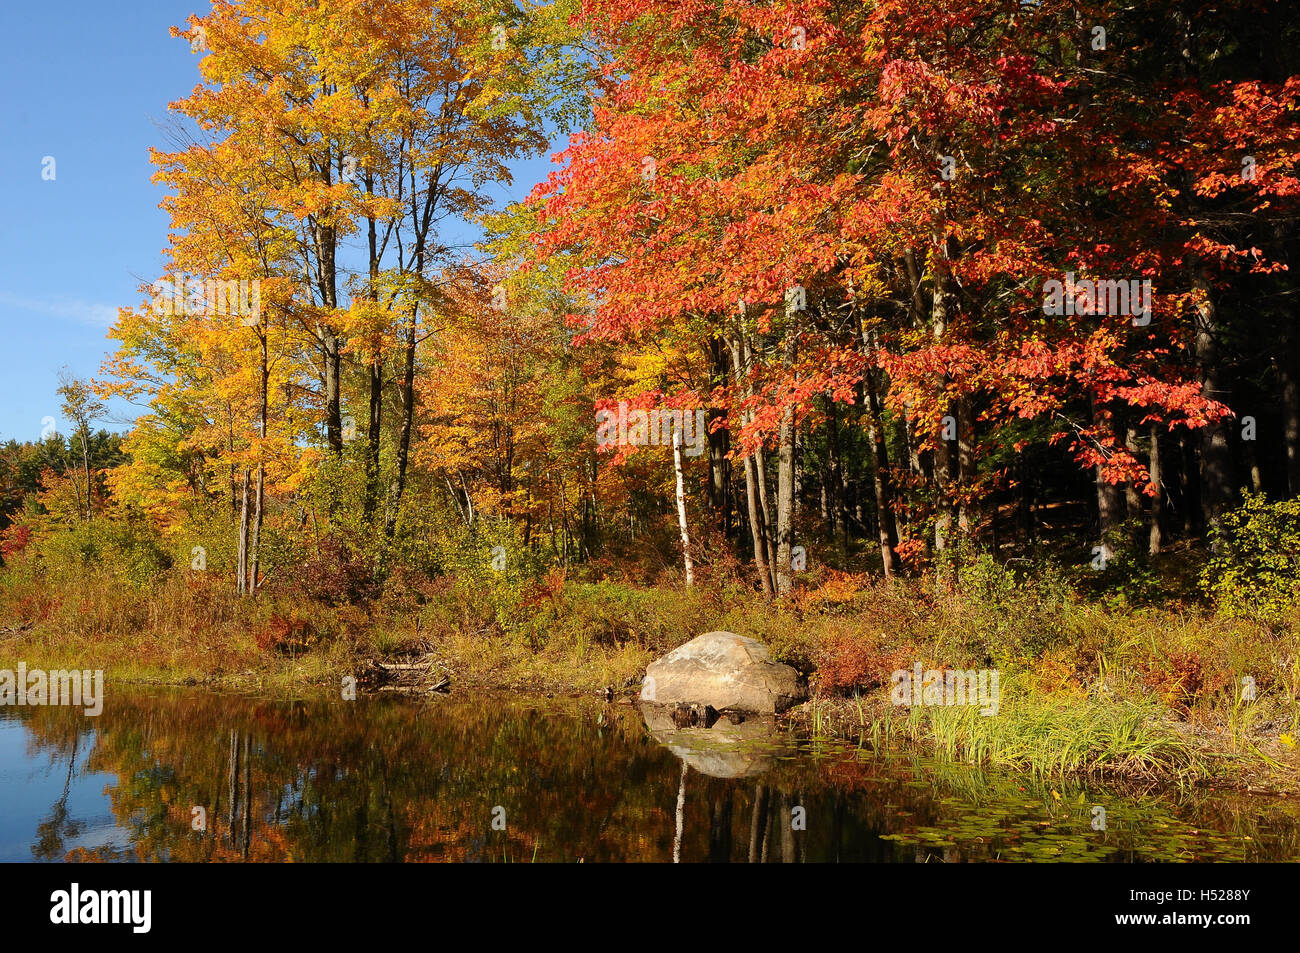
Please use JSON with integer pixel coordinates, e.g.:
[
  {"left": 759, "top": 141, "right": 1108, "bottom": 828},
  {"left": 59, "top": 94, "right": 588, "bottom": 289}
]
[
  {"left": 1202, "top": 492, "right": 1300, "bottom": 629},
  {"left": 0, "top": 522, "right": 32, "bottom": 562},
  {"left": 937, "top": 546, "right": 1075, "bottom": 666},
  {"left": 815, "top": 629, "right": 909, "bottom": 696},
  {"left": 1140, "top": 650, "right": 1205, "bottom": 713},
  {"left": 256, "top": 612, "right": 318, "bottom": 656},
  {"left": 29, "top": 518, "right": 170, "bottom": 589},
  {"left": 262, "top": 536, "right": 378, "bottom": 606}
]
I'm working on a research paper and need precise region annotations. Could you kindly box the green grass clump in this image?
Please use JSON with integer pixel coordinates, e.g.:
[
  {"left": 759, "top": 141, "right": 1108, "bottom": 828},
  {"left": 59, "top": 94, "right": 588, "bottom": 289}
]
[{"left": 902, "top": 676, "right": 1204, "bottom": 781}]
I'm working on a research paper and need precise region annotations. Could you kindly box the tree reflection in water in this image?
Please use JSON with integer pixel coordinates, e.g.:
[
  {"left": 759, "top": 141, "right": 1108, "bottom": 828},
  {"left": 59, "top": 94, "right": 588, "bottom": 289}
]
[{"left": 5, "top": 688, "right": 1299, "bottom": 863}]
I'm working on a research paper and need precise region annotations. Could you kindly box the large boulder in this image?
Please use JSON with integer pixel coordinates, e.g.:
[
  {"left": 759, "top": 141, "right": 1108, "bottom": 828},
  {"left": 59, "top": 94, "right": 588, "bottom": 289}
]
[{"left": 639, "top": 631, "right": 807, "bottom": 714}]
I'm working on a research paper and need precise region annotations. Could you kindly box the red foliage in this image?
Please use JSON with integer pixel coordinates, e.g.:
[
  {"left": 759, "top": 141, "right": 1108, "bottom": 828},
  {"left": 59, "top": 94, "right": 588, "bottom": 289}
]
[
  {"left": 1141, "top": 651, "right": 1206, "bottom": 712},
  {"left": 263, "top": 538, "right": 378, "bottom": 607},
  {"left": 256, "top": 614, "right": 317, "bottom": 656},
  {"left": 0, "top": 522, "right": 32, "bottom": 562},
  {"left": 530, "top": 0, "right": 1296, "bottom": 498},
  {"left": 816, "top": 632, "right": 910, "bottom": 696},
  {"left": 13, "top": 591, "right": 56, "bottom": 624}
]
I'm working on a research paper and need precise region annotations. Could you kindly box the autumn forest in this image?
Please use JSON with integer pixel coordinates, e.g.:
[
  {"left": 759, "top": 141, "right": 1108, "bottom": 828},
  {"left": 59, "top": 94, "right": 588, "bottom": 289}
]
[{"left": 3, "top": 0, "right": 1300, "bottom": 820}]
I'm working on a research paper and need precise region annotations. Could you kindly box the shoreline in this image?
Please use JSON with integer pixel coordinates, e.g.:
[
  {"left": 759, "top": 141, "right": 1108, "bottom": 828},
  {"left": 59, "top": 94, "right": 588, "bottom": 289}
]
[
  {"left": 3, "top": 566, "right": 1297, "bottom": 798},
  {"left": 7, "top": 647, "right": 1295, "bottom": 798}
]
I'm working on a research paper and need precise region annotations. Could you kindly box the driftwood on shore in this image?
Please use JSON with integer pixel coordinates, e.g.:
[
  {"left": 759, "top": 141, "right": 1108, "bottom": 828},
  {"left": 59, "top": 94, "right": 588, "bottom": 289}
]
[{"left": 365, "top": 656, "right": 451, "bottom": 695}]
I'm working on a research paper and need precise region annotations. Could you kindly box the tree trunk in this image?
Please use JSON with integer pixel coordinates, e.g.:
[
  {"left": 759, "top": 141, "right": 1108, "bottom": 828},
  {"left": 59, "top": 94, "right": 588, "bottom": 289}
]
[
  {"left": 1281, "top": 335, "right": 1300, "bottom": 495},
  {"left": 236, "top": 469, "right": 250, "bottom": 595},
  {"left": 773, "top": 330, "right": 798, "bottom": 597},
  {"left": 865, "top": 367, "right": 899, "bottom": 578},
  {"left": 742, "top": 335, "right": 779, "bottom": 575},
  {"left": 957, "top": 396, "right": 975, "bottom": 535},
  {"left": 1096, "top": 465, "right": 1123, "bottom": 564},
  {"left": 729, "top": 335, "right": 774, "bottom": 598},
  {"left": 743, "top": 455, "right": 774, "bottom": 598},
  {"left": 707, "top": 338, "right": 731, "bottom": 533},
  {"left": 249, "top": 464, "right": 264, "bottom": 594},
  {"left": 1179, "top": 428, "right": 1199, "bottom": 536},
  {"left": 248, "top": 329, "right": 268, "bottom": 595},
  {"left": 934, "top": 414, "right": 954, "bottom": 552},
  {"left": 364, "top": 362, "right": 383, "bottom": 519},
  {"left": 385, "top": 305, "right": 418, "bottom": 540},
  {"left": 1124, "top": 425, "right": 1143, "bottom": 515},
  {"left": 673, "top": 427, "right": 694, "bottom": 587},
  {"left": 1148, "top": 423, "right": 1166, "bottom": 556},
  {"left": 826, "top": 401, "right": 848, "bottom": 550},
  {"left": 794, "top": 426, "right": 804, "bottom": 534},
  {"left": 383, "top": 167, "right": 444, "bottom": 538},
  {"left": 1018, "top": 451, "right": 1034, "bottom": 543},
  {"left": 1093, "top": 398, "right": 1122, "bottom": 563},
  {"left": 79, "top": 430, "right": 92, "bottom": 522},
  {"left": 1124, "top": 422, "right": 1144, "bottom": 552},
  {"left": 1243, "top": 437, "right": 1263, "bottom": 492},
  {"left": 364, "top": 198, "right": 383, "bottom": 520},
  {"left": 1195, "top": 274, "right": 1235, "bottom": 534},
  {"left": 930, "top": 229, "right": 954, "bottom": 552},
  {"left": 315, "top": 217, "right": 343, "bottom": 458}
]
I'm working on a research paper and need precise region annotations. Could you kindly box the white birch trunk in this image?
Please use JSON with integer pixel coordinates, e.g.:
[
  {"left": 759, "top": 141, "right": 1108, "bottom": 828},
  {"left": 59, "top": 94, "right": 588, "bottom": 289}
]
[{"left": 673, "top": 426, "right": 694, "bottom": 587}]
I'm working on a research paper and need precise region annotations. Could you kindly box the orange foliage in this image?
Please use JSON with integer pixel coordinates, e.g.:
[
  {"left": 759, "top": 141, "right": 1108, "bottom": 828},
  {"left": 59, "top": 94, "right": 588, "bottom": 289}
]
[
  {"left": 1141, "top": 651, "right": 1207, "bottom": 713},
  {"left": 815, "top": 632, "right": 911, "bottom": 697},
  {"left": 256, "top": 613, "right": 317, "bottom": 656}
]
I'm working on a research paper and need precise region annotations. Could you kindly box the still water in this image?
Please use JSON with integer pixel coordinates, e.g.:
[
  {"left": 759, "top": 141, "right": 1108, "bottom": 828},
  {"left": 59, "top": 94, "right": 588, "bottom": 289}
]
[{"left": 1, "top": 687, "right": 1297, "bottom": 862}]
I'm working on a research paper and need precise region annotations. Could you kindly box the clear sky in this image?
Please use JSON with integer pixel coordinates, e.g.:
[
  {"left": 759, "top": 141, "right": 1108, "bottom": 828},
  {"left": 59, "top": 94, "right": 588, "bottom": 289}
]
[{"left": 0, "top": 0, "right": 561, "bottom": 442}]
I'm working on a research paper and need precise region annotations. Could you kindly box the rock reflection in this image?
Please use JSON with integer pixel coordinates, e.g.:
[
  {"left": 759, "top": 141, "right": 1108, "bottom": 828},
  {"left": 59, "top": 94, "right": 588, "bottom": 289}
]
[{"left": 639, "top": 702, "right": 789, "bottom": 779}]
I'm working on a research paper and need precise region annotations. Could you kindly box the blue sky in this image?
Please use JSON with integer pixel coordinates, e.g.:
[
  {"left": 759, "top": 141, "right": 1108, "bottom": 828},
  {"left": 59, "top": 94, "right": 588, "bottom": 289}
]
[{"left": 0, "top": 0, "right": 562, "bottom": 442}]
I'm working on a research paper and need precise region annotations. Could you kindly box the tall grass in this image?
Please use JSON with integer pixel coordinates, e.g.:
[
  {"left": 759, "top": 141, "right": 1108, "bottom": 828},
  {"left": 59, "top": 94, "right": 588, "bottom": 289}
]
[{"left": 902, "top": 678, "right": 1204, "bottom": 781}]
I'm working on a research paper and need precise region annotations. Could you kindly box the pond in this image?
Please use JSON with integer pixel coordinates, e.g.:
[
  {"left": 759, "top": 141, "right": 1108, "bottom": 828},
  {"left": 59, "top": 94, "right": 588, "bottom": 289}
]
[{"left": 1, "top": 687, "right": 1297, "bottom": 862}]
